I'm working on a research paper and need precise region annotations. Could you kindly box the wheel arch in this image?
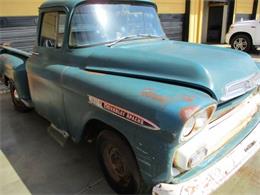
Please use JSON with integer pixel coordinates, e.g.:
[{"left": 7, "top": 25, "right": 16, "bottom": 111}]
[
  {"left": 82, "top": 119, "right": 110, "bottom": 143},
  {"left": 82, "top": 119, "right": 135, "bottom": 154},
  {"left": 230, "top": 32, "right": 253, "bottom": 45},
  {"left": 3, "top": 75, "right": 9, "bottom": 86},
  {"left": 81, "top": 118, "right": 142, "bottom": 169}
]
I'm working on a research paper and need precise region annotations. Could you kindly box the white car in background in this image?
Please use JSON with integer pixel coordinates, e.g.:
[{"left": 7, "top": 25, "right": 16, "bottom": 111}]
[{"left": 226, "top": 20, "right": 260, "bottom": 52}]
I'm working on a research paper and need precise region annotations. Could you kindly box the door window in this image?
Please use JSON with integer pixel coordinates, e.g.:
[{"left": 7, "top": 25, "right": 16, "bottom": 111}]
[{"left": 40, "top": 12, "right": 66, "bottom": 48}]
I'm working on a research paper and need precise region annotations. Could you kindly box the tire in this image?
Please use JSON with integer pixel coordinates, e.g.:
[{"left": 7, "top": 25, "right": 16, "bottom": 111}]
[
  {"left": 10, "top": 81, "right": 31, "bottom": 112},
  {"left": 97, "top": 130, "right": 147, "bottom": 194},
  {"left": 231, "top": 34, "right": 252, "bottom": 52}
]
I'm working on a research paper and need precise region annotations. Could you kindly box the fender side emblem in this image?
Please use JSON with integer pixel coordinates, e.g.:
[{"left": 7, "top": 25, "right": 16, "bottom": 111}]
[{"left": 88, "top": 95, "right": 160, "bottom": 130}]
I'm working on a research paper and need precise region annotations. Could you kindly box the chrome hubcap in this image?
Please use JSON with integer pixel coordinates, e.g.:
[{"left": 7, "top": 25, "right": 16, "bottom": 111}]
[{"left": 234, "top": 38, "right": 248, "bottom": 51}]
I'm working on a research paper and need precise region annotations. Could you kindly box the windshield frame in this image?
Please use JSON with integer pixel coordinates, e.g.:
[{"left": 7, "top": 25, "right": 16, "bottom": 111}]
[{"left": 68, "top": 2, "right": 165, "bottom": 49}]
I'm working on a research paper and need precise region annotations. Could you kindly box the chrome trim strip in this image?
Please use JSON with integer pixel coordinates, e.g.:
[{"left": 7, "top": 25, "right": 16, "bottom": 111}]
[{"left": 221, "top": 73, "right": 260, "bottom": 102}]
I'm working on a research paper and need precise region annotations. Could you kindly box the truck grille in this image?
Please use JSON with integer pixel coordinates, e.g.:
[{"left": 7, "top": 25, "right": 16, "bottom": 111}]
[{"left": 174, "top": 91, "right": 260, "bottom": 171}]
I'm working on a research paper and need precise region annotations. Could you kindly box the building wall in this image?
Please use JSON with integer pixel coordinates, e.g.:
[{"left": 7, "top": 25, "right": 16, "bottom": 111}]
[
  {"left": 257, "top": 0, "right": 260, "bottom": 19},
  {"left": 155, "top": 0, "right": 186, "bottom": 41},
  {"left": 235, "top": 0, "right": 254, "bottom": 14},
  {"left": 0, "top": 0, "right": 43, "bottom": 51},
  {"left": 234, "top": 0, "right": 254, "bottom": 21},
  {"left": 188, "top": 0, "right": 204, "bottom": 43},
  {"left": 155, "top": 0, "right": 186, "bottom": 14},
  {"left": 0, "top": 0, "right": 43, "bottom": 17},
  {"left": 0, "top": 17, "right": 37, "bottom": 52}
]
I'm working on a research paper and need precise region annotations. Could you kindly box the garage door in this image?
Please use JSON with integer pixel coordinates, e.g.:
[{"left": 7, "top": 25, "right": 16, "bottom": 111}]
[
  {"left": 155, "top": 0, "right": 186, "bottom": 41},
  {"left": 0, "top": 17, "right": 37, "bottom": 52},
  {"left": 159, "top": 14, "right": 184, "bottom": 41}
]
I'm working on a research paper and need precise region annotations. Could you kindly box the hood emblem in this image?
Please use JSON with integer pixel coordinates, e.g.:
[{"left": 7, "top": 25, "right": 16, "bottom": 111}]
[{"left": 221, "top": 73, "right": 260, "bottom": 101}]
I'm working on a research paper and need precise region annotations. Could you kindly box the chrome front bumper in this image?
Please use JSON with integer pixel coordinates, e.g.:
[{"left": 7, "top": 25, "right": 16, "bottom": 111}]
[{"left": 153, "top": 122, "right": 260, "bottom": 195}]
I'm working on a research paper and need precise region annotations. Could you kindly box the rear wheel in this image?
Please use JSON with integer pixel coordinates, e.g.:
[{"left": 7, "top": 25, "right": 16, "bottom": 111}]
[
  {"left": 10, "top": 81, "right": 31, "bottom": 112},
  {"left": 231, "top": 34, "right": 252, "bottom": 52},
  {"left": 97, "top": 130, "right": 147, "bottom": 194}
]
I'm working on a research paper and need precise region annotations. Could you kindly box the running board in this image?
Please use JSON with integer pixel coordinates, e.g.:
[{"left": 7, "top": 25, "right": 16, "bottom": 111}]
[{"left": 47, "top": 124, "right": 69, "bottom": 147}]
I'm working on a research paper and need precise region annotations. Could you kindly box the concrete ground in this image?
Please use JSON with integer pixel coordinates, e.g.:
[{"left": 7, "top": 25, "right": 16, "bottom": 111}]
[
  {"left": 0, "top": 53, "right": 259, "bottom": 195},
  {"left": 0, "top": 87, "right": 114, "bottom": 194}
]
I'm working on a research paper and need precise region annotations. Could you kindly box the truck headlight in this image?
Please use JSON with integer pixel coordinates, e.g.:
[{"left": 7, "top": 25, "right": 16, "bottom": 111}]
[{"left": 180, "top": 104, "right": 216, "bottom": 142}]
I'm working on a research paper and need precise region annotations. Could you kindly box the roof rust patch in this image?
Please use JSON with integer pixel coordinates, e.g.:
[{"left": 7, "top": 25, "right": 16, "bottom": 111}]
[{"left": 140, "top": 88, "right": 170, "bottom": 104}]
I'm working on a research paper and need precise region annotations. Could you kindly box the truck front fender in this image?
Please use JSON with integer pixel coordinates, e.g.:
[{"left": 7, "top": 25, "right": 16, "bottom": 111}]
[{"left": 61, "top": 66, "right": 217, "bottom": 186}]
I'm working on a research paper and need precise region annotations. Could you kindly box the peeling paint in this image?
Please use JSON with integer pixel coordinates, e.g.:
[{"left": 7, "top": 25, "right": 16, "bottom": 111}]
[
  {"left": 182, "top": 95, "right": 195, "bottom": 102},
  {"left": 179, "top": 106, "right": 199, "bottom": 121},
  {"left": 140, "top": 88, "right": 197, "bottom": 107},
  {"left": 141, "top": 88, "right": 170, "bottom": 104}
]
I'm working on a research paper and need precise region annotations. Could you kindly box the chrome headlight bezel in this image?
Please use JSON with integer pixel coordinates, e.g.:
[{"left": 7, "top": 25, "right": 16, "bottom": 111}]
[{"left": 180, "top": 104, "right": 217, "bottom": 142}]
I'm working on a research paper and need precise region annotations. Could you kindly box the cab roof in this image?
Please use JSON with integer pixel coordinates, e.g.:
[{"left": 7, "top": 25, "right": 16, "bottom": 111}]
[{"left": 40, "top": 0, "right": 156, "bottom": 10}]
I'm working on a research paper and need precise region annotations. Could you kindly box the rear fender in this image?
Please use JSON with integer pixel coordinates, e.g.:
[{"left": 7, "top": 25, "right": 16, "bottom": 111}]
[{"left": 0, "top": 54, "right": 31, "bottom": 100}]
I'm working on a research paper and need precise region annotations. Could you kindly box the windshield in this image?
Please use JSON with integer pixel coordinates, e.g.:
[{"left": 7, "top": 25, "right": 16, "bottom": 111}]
[{"left": 69, "top": 4, "right": 165, "bottom": 47}]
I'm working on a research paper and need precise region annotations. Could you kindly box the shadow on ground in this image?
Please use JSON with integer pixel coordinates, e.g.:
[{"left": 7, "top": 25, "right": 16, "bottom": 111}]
[{"left": 0, "top": 93, "right": 114, "bottom": 194}]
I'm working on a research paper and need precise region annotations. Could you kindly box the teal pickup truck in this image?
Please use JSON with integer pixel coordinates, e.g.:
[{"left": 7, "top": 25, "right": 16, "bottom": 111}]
[{"left": 0, "top": 0, "right": 260, "bottom": 194}]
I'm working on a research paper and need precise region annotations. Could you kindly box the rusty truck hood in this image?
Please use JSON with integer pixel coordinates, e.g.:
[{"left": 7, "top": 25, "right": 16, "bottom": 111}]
[{"left": 84, "top": 40, "right": 259, "bottom": 102}]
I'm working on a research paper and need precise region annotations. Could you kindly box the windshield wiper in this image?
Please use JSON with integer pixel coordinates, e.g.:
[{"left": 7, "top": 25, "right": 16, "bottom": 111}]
[
  {"left": 106, "top": 34, "right": 165, "bottom": 47},
  {"left": 138, "top": 34, "right": 165, "bottom": 39}
]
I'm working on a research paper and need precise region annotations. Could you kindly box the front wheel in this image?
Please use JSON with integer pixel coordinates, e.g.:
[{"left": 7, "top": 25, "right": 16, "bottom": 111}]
[
  {"left": 10, "top": 81, "right": 31, "bottom": 112},
  {"left": 231, "top": 34, "right": 252, "bottom": 52},
  {"left": 97, "top": 130, "right": 147, "bottom": 194}
]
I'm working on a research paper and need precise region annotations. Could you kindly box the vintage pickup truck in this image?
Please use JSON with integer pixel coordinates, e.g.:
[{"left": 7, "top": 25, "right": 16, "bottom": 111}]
[{"left": 0, "top": 0, "right": 260, "bottom": 194}]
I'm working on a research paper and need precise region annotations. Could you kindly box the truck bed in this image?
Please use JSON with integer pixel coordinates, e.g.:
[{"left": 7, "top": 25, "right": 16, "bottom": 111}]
[
  {"left": 0, "top": 45, "right": 31, "bottom": 101},
  {"left": 0, "top": 45, "right": 32, "bottom": 58}
]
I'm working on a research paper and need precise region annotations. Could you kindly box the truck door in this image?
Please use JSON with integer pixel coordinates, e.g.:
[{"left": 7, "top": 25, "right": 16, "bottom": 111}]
[{"left": 26, "top": 10, "right": 68, "bottom": 131}]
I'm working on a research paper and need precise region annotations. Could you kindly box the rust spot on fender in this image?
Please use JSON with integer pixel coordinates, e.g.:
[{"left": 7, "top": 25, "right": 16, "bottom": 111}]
[
  {"left": 141, "top": 88, "right": 169, "bottom": 104},
  {"left": 179, "top": 106, "right": 199, "bottom": 121},
  {"left": 182, "top": 96, "right": 195, "bottom": 102}
]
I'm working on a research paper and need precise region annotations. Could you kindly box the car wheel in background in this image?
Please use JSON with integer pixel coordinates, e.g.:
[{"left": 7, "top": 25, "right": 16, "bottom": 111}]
[{"left": 231, "top": 34, "right": 252, "bottom": 52}]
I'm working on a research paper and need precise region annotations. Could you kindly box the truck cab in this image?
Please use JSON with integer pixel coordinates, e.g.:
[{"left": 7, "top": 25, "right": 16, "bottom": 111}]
[{"left": 1, "top": 0, "right": 260, "bottom": 194}]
